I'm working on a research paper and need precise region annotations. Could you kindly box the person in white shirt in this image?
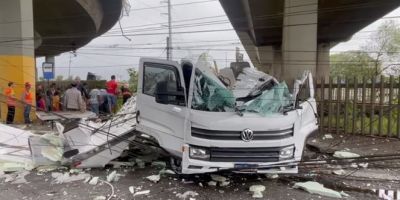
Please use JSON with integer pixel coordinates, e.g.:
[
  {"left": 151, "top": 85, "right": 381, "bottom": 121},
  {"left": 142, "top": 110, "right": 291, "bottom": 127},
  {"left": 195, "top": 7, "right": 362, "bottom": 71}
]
[
  {"left": 63, "top": 83, "right": 85, "bottom": 112},
  {"left": 89, "top": 88, "right": 101, "bottom": 115}
]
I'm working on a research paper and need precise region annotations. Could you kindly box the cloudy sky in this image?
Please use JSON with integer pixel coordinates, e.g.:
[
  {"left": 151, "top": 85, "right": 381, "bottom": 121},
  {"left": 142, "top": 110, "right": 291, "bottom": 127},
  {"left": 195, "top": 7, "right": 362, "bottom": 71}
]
[{"left": 36, "top": 0, "right": 400, "bottom": 81}]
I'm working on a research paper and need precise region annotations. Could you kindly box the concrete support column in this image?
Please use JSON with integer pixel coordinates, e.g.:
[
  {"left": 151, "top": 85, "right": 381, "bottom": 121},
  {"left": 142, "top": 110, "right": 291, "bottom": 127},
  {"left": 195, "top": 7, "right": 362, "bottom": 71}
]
[
  {"left": 317, "top": 43, "right": 330, "bottom": 80},
  {"left": 282, "top": 0, "right": 318, "bottom": 86},
  {"left": 255, "top": 46, "right": 274, "bottom": 74},
  {"left": 273, "top": 47, "right": 283, "bottom": 79},
  {"left": 0, "top": 0, "right": 35, "bottom": 123}
]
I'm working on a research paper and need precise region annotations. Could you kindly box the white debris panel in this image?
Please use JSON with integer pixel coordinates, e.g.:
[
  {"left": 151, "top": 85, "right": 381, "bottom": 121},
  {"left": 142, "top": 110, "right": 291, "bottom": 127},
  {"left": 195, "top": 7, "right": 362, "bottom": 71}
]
[
  {"left": 59, "top": 97, "right": 138, "bottom": 168},
  {"left": 0, "top": 97, "right": 138, "bottom": 171},
  {"left": 0, "top": 124, "right": 35, "bottom": 172},
  {"left": 293, "top": 181, "right": 343, "bottom": 198}
]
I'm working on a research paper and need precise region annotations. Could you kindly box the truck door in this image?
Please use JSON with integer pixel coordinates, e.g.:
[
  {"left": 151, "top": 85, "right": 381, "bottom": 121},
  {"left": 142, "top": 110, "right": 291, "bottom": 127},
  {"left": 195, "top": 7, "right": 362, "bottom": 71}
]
[
  {"left": 296, "top": 71, "right": 317, "bottom": 126},
  {"left": 136, "top": 58, "right": 188, "bottom": 142}
]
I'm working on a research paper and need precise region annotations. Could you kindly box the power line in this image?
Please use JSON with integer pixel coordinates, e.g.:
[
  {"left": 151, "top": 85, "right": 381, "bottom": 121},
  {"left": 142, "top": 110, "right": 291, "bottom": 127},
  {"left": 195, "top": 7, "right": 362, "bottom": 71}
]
[
  {"left": 131, "top": 0, "right": 218, "bottom": 11},
  {"left": 4, "top": 42, "right": 400, "bottom": 55}
]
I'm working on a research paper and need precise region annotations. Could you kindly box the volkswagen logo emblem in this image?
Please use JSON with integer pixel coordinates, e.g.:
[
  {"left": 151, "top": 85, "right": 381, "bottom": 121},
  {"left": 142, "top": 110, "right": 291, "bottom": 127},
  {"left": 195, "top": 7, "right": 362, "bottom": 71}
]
[{"left": 241, "top": 128, "right": 254, "bottom": 142}]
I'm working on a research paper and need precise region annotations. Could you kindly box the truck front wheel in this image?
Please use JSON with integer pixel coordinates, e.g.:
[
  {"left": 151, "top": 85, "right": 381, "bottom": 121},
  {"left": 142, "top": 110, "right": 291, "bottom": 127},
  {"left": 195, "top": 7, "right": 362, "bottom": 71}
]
[{"left": 169, "top": 157, "right": 182, "bottom": 174}]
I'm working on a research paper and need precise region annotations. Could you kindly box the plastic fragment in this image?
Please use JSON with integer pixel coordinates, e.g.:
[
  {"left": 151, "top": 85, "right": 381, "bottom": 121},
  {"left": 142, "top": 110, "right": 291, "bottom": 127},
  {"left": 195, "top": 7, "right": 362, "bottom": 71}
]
[
  {"left": 93, "top": 196, "right": 106, "bottom": 200},
  {"left": 333, "top": 151, "right": 360, "bottom": 158},
  {"left": 36, "top": 165, "right": 62, "bottom": 173},
  {"left": 350, "top": 163, "right": 358, "bottom": 168},
  {"left": 89, "top": 177, "right": 99, "bottom": 185},
  {"left": 159, "top": 169, "right": 175, "bottom": 175},
  {"left": 265, "top": 174, "right": 279, "bottom": 179},
  {"left": 107, "top": 171, "right": 117, "bottom": 182},
  {"left": 0, "top": 160, "right": 34, "bottom": 172},
  {"left": 69, "top": 169, "right": 83, "bottom": 174},
  {"left": 249, "top": 185, "right": 266, "bottom": 199},
  {"left": 129, "top": 186, "right": 135, "bottom": 194},
  {"left": 333, "top": 169, "right": 346, "bottom": 175},
  {"left": 0, "top": 171, "right": 30, "bottom": 184},
  {"left": 41, "top": 146, "right": 63, "bottom": 162},
  {"left": 11, "top": 171, "right": 29, "bottom": 184},
  {"left": 340, "top": 191, "right": 350, "bottom": 197},
  {"left": 146, "top": 174, "right": 161, "bottom": 183},
  {"left": 358, "top": 163, "right": 368, "bottom": 168},
  {"left": 324, "top": 134, "right": 333, "bottom": 139},
  {"left": 133, "top": 190, "right": 150, "bottom": 196},
  {"left": 210, "top": 174, "right": 227, "bottom": 182},
  {"left": 220, "top": 181, "right": 230, "bottom": 187},
  {"left": 176, "top": 191, "right": 199, "bottom": 200},
  {"left": 51, "top": 172, "right": 90, "bottom": 184},
  {"left": 293, "top": 181, "right": 342, "bottom": 198},
  {"left": 84, "top": 176, "right": 91, "bottom": 183},
  {"left": 208, "top": 181, "right": 217, "bottom": 186}
]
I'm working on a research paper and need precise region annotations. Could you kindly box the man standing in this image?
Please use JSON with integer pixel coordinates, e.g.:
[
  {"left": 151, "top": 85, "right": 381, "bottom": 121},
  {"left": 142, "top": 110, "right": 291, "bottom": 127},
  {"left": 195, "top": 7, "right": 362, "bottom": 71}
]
[
  {"left": 4, "top": 82, "right": 16, "bottom": 124},
  {"left": 46, "top": 83, "right": 56, "bottom": 111},
  {"left": 21, "top": 82, "right": 33, "bottom": 124},
  {"left": 63, "top": 82, "right": 85, "bottom": 112},
  {"left": 75, "top": 77, "right": 89, "bottom": 101},
  {"left": 89, "top": 88, "right": 101, "bottom": 116},
  {"left": 106, "top": 75, "right": 118, "bottom": 113}
]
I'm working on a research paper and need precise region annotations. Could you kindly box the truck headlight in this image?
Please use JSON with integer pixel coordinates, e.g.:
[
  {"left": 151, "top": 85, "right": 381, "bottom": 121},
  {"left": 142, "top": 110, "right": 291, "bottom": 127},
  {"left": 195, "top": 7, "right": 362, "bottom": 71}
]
[
  {"left": 279, "top": 146, "right": 295, "bottom": 160},
  {"left": 189, "top": 146, "right": 210, "bottom": 160}
]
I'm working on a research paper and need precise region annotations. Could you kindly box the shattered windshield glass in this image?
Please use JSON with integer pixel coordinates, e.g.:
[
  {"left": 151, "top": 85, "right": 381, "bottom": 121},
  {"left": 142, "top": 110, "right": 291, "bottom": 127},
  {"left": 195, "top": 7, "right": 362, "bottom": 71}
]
[
  {"left": 191, "top": 69, "right": 236, "bottom": 112},
  {"left": 191, "top": 53, "right": 293, "bottom": 115},
  {"left": 191, "top": 68, "right": 293, "bottom": 115},
  {"left": 243, "top": 82, "right": 292, "bottom": 116}
]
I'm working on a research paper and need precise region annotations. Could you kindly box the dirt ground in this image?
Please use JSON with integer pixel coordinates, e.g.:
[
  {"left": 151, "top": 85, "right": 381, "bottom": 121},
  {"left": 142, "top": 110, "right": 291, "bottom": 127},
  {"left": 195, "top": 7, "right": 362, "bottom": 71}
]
[
  {"left": 1, "top": 130, "right": 399, "bottom": 200},
  {"left": 0, "top": 167, "right": 380, "bottom": 200}
]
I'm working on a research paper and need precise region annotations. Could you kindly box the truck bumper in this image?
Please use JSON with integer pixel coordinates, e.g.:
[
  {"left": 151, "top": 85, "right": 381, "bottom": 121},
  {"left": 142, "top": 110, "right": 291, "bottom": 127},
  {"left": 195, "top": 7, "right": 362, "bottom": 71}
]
[
  {"left": 181, "top": 144, "right": 300, "bottom": 174},
  {"left": 181, "top": 128, "right": 319, "bottom": 174}
]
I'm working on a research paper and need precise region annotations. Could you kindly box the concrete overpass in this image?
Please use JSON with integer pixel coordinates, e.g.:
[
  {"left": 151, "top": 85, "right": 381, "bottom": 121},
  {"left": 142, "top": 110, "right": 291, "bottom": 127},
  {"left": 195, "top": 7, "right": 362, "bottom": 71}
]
[
  {"left": 0, "top": 0, "right": 123, "bottom": 122},
  {"left": 219, "top": 0, "right": 400, "bottom": 83}
]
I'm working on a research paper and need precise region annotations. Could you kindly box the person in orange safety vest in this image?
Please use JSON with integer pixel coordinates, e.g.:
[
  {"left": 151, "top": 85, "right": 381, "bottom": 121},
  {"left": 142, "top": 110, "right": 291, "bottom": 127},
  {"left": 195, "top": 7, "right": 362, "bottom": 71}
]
[
  {"left": 4, "top": 82, "right": 16, "bottom": 124},
  {"left": 21, "top": 82, "right": 33, "bottom": 124}
]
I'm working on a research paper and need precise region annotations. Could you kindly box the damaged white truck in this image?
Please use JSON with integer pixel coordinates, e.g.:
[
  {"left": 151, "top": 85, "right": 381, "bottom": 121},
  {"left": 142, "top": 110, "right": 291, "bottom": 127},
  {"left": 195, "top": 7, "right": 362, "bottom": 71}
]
[
  {"left": 0, "top": 56, "right": 318, "bottom": 175},
  {"left": 134, "top": 57, "right": 318, "bottom": 174}
]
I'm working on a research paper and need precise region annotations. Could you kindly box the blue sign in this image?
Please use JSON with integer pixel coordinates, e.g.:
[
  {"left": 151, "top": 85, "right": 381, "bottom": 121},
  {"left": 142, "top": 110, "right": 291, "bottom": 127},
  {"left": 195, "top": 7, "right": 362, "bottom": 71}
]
[{"left": 42, "top": 62, "right": 54, "bottom": 80}]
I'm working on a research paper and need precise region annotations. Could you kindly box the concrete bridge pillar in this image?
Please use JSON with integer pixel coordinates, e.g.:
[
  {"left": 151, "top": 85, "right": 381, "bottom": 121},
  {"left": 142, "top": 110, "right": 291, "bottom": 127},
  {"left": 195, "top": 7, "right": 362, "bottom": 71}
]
[
  {"left": 0, "top": 0, "right": 35, "bottom": 123},
  {"left": 317, "top": 43, "right": 331, "bottom": 81},
  {"left": 282, "top": 0, "right": 318, "bottom": 86}
]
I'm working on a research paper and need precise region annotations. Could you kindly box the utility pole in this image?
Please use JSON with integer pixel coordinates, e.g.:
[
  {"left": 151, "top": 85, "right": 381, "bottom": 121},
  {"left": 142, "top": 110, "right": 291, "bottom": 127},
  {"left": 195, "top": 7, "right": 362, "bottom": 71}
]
[{"left": 166, "top": 0, "right": 172, "bottom": 60}]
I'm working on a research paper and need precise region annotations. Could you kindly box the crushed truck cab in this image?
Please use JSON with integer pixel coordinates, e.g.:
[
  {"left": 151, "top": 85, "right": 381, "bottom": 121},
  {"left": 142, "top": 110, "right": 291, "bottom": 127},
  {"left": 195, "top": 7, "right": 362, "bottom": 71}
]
[{"left": 135, "top": 57, "right": 318, "bottom": 174}]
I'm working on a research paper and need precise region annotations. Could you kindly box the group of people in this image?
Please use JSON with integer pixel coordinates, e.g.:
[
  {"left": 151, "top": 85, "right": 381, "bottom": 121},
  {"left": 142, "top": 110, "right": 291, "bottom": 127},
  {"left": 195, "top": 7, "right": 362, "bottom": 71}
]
[
  {"left": 36, "top": 83, "right": 63, "bottom": 112},
  {"left": 4, "top": 82, "right": 34, "bottom": 124},
  {"left": 3, "top": 75, "right": 133, "bottom": 124},
  {"left": 87, "top": 75, "right": 132, "bottom": 115}
]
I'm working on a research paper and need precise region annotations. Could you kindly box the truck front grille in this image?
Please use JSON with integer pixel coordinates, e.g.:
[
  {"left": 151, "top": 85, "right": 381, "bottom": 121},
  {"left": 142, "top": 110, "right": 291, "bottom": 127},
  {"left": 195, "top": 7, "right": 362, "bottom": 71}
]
[
  {"left": 209, "top": 147, "right": 283, "bottom": 162},
  {"left": 191, "top": 126, "right": 293, "bottom": 140}
]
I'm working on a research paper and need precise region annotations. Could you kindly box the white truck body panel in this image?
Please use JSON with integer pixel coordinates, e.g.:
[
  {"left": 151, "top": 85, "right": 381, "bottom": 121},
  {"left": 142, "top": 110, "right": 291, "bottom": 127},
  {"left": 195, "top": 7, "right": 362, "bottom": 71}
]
[{"left": 136, "top": 57, "right": 318, "bottom": 174}]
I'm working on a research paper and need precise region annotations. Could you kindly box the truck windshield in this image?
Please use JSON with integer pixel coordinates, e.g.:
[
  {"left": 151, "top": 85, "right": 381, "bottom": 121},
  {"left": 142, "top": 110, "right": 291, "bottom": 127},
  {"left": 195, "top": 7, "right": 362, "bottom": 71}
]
[
  {"left": 191, "top": 69, "right": 236, "bottom": 112},
  {"left": 191, "top": 68, "right": 293, "bottom": 116}
]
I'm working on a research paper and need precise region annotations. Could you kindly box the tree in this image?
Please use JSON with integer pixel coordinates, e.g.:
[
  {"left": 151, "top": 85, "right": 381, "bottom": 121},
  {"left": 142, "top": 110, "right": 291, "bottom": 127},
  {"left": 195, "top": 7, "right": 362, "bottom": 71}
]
[
  {"left": 362, "top": 20, "right": 400, "bottom": 75},
  {"left": 127, "top": 68, "right": 138, "bottom": 93},
  {"left": 330, "top": 51, "right": 377, "bottom": 78}
]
